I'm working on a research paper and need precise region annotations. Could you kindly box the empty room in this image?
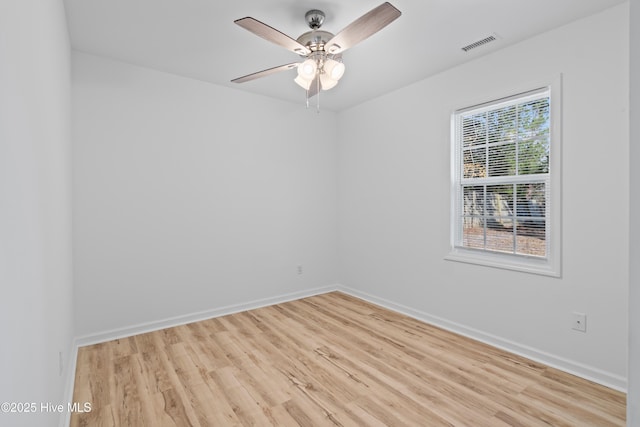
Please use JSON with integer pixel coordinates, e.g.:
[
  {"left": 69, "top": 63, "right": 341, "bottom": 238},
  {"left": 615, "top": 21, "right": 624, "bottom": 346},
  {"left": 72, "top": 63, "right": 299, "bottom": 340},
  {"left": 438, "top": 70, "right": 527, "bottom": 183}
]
[{"left": 2, "top": 0, "right": 640, "bottom": 426}]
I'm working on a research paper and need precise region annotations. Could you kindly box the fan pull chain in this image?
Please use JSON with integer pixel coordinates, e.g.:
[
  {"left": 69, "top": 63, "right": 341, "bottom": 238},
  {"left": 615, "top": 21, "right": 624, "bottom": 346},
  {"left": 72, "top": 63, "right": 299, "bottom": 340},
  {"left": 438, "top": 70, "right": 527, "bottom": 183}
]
[{"left": 316, "top": 75, "right": 321, "bottom": 114}]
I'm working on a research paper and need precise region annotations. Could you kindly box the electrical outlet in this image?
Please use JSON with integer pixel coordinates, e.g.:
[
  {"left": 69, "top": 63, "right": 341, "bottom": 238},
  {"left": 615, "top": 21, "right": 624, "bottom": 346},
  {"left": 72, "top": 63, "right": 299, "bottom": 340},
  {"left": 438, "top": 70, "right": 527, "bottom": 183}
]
[
  {"left": 571, "top": 312, "right": 587, "bottom": 332},
  {"left": 297, "top": 265, "right": 303, "bottom": 275}
]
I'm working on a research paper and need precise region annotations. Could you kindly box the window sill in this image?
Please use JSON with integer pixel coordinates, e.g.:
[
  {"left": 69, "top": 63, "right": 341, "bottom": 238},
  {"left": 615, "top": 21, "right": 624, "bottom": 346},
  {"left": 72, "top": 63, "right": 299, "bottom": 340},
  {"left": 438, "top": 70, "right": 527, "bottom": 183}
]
[{"left": 445, "top": 248, "right": 560, "bottom": 277}]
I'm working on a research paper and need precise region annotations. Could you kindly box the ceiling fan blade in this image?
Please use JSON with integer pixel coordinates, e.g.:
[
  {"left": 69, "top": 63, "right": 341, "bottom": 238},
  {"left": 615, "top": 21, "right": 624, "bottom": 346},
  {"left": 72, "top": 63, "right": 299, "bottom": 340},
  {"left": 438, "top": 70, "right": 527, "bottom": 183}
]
[
  {"left": 235, "top": 17, "right": 311, "bottom": 55},
  {"left": 307, "top": 75, "right": 321, "bottom": 98},
  {"left": 324, "top": 2, "right": 401, "bottom": 54},
  {"left": 231, "top": 63, "right": 299, "bottom": 83}
]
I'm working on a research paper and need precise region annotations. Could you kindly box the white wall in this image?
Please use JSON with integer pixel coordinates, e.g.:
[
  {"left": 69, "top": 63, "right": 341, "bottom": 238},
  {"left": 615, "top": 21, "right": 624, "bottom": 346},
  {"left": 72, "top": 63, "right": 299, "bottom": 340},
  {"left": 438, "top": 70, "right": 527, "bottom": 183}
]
[
  {"left": 629, "top": 0, "right": 639, "bottom": 422},
  {"left": 338, "top": 4, "right": 629, "bottom": 388},
  {"left": 0, "top": 1, "right": 73, "bottom": 426},
  {"left": 72, "top": 52, "right": 338, "bottom": 337}
]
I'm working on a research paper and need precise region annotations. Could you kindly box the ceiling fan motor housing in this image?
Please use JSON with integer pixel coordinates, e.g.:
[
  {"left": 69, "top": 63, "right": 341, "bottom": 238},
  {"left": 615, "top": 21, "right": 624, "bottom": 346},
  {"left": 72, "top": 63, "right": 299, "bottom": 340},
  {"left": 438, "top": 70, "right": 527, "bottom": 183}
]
[{"left": 296, "top": 30, "right": 334, "bottom": 53}]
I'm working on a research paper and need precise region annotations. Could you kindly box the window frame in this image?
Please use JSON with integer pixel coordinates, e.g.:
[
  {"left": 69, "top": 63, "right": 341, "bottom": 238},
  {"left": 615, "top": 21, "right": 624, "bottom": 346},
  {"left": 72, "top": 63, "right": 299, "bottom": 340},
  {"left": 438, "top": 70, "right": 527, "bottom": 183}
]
[{"left": 446, "top": 78, "right": 562, "bottom": 277}]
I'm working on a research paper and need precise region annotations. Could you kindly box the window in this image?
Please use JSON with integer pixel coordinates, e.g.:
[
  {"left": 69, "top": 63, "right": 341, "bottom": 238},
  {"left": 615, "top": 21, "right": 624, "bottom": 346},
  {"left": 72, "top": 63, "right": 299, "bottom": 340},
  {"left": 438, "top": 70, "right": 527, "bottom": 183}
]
[{"left": 448, "top": 84, "right": 561, "bottom": 276}]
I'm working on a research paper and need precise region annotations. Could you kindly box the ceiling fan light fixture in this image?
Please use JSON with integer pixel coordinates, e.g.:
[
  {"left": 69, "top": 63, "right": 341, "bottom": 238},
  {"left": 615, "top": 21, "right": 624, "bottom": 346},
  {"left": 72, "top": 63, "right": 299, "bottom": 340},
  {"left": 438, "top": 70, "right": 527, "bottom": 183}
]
[{"left": 297, "top": 58, "right": 317, "bottom": 80}]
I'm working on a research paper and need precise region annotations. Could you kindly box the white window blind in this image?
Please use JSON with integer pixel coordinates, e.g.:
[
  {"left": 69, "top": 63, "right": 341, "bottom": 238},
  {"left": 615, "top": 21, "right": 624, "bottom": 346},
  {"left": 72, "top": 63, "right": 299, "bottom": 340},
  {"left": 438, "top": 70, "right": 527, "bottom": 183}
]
[{"left": 450, "top": 85, "right": 560, "bottom": 275}]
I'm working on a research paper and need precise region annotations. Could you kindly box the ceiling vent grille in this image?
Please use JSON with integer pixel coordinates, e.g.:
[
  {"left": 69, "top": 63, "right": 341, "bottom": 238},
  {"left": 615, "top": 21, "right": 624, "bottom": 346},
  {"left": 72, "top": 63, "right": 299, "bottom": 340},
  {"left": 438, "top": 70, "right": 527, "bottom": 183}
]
[{"left": 461, "top": 34, "right": 497, "bottom": 52}]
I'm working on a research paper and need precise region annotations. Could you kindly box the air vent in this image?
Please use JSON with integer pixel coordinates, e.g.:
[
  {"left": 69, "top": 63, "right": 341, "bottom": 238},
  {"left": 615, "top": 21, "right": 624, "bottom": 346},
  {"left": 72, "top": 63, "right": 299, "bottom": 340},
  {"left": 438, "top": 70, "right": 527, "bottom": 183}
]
[{"left": 461, "top": 34, "right": 497, "bottom": 52}]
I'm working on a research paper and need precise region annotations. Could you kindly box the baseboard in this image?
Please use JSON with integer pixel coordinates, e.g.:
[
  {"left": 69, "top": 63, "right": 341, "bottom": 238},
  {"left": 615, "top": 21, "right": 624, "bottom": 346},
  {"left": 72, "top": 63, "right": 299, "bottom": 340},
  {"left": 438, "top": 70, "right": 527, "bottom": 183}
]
[
  {"left": 337, "top": 285, "right": 627, "bottom": 393},
  {"left": 60, "top": 339, "right": 79, "bottom": 427},
  {"left": 74, "top": 284, "right": 339, "bottom": 348}
]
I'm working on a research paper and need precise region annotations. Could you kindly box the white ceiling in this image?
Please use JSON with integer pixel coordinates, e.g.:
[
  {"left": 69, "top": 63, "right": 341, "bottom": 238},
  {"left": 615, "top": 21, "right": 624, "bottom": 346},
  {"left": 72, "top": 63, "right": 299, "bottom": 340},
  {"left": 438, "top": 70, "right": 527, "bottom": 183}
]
[{"left": 63, "top": 0, "right": 626, "bottom": 111}]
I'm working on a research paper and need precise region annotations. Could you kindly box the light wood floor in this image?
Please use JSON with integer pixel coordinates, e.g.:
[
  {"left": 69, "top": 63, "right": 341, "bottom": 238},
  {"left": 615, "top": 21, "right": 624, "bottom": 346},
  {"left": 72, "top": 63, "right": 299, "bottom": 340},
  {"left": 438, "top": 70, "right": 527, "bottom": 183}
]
[{"left": 71, "top": 292, "right": 626, "bottom": 426}]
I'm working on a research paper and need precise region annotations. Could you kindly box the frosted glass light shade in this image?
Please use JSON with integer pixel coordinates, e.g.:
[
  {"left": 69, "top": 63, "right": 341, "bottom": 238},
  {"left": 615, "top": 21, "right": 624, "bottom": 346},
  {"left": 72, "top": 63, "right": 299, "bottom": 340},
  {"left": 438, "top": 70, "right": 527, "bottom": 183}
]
[
  {"left": 324, "top": 59, "right": 345, "bottom": 80},
  {"left": 297, "top": 59, "right": 317, "bottom": 81},
  {"left": 320, "top": 73, "right": 338, "bottom": 90},
  {"left": 294, "top": 75, "right": 312, "bottom": 90}
]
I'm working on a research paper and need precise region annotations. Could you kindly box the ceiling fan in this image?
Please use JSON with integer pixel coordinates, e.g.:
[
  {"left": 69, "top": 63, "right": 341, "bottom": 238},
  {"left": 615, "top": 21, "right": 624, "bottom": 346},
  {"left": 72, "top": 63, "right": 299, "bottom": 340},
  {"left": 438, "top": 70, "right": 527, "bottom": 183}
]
[{"left": 231, "top": 2, "right": 401, "bottom": 109}]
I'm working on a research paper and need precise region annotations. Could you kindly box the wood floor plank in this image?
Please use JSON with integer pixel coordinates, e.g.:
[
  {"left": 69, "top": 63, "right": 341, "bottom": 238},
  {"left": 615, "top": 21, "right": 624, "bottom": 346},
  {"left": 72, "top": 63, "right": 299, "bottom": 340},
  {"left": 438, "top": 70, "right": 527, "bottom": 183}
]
[
  {"left": 71, "top": 291, "right": 626, "bottom": 426},
  {"left": 262, "top": 403, "right": 303, "bottom": 427},
  {"left": 276, "top": 297, "right": 508, "bottom": 426}
]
